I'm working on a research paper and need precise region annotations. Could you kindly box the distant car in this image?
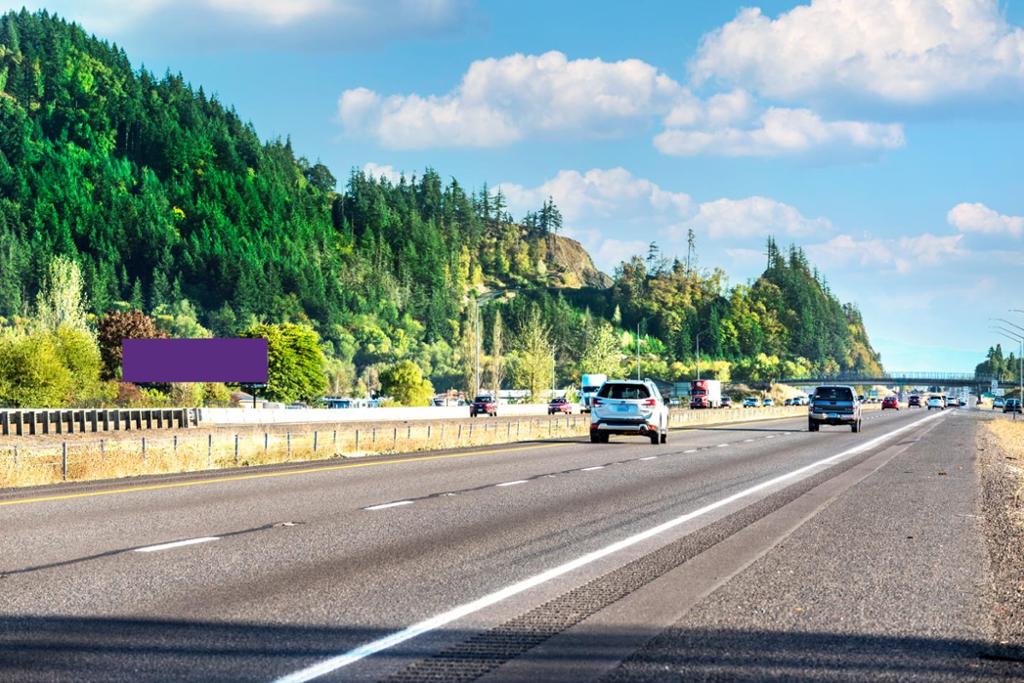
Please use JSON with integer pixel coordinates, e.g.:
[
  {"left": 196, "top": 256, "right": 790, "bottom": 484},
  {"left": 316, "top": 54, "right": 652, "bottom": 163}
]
[
  {"left": 882, "top": 396, "right": 899, "bottom": 410},
  {"left": 947, "top": 397, "right": 960, "bottom": 407},
  {"left": 470, "top": 395, "right": 497, "bottom": 417},
  {"left": 908, "top": 395, "right": 922, "bottom": 408},
  {"left": 590, "top": 379, "right": 669, "bottom": 445},
  {"left": 927, "top": 396, "right": 944, "bottom": 410},
  {"left": 720, "top": 396, "right": 733, "bottom": 409},
  {"left": 1004, "top": 399, "right": 1022, "bottom": 414},
  {"left": 743, "top": 397, "right": 759, "bottom": 408},
  {"left": 548, "top": 397, "right": 573, "bottom": 415},
  {"left": 994, "top": 397, "right": 1006, "bottom": 409},
  {"left": 809, "top": 385, "right": 862, "bottom": 432},
  {"left": 783, "top": 398, "right": 793, "bottom": 406},
  {"left": 763, "top": 398, "right": 774, "bottom": 407}
]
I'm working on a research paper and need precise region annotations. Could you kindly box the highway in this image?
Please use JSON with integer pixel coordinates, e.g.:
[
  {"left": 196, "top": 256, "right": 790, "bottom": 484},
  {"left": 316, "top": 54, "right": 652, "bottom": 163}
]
[{"left": 1, "top": 407, "right": 1019, "bottom": 681}]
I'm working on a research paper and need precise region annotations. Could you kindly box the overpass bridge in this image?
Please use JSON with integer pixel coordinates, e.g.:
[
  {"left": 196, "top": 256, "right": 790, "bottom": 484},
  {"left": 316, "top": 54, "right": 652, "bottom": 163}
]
[{"left": 774, "top": 371, "right": 1012, "bottom": 391}]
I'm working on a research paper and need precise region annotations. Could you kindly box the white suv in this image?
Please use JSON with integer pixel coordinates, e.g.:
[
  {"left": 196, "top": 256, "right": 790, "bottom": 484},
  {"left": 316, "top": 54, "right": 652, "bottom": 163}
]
[{"left": 589, "top": 379, "right": 669, "bottom": 445}]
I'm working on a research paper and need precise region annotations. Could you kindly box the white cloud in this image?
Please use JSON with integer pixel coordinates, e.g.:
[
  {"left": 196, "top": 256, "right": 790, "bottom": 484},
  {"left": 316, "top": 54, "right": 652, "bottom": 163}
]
[
  {"left": 691, "top": 196, "right": 833, "bottom": 239},
  {"left": 7, "top": 0, "right": 472, "bottom": 50},
  {"left": 362, "top": 162, "right": 402, "bottom": 184},
  {"left": 692, "top": 0, "right": 1024, "bottom": 104},
  {"left": 807, "top": 232, "right": 965, "bottom": 273},
  {"left": 498, "top": 167, "right": 692, "bottom": 226},
  {"left": 339, "top": 51, "right": 684, "bottom": 149},
  {"left": 655, "top": 106, "right": 905, "bottom": 157},
  {"left": 947, "top": 202, "right": 1024, "bottom": 237}
]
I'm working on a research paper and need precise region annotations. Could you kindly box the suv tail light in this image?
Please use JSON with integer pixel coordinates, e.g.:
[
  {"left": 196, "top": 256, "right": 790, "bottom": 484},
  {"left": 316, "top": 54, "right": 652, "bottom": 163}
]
[
  {"left": 643, "top": 398, "right": 657, "bottom": 407},
  {"left": 592, "top": 398, "right": 603, "bottom": 406}
]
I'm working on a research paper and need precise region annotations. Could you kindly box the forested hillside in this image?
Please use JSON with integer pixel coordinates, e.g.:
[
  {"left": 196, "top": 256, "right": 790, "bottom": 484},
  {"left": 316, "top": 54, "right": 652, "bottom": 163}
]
[{"left": 0, "top": 10, "right": 881, "bottom": 407}]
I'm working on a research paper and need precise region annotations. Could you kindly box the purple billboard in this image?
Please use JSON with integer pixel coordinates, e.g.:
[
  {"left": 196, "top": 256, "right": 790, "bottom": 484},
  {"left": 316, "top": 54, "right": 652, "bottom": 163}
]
[{"left": 122, "top": 338, "right": 269, "bottom": 383}]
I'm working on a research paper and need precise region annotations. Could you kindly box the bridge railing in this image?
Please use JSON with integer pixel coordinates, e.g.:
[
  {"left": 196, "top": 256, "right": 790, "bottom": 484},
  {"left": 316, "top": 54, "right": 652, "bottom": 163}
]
[{"left": 776, "top": 371, "right": 998, "bottom": 384}]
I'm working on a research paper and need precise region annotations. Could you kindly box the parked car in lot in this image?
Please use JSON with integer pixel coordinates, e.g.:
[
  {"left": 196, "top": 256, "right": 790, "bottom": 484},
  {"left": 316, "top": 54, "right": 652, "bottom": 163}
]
[
  {"left": 882, "top": 396, "right": 899, "bottom": 410},
  {"left": 547, "top": 396, "right": 573, "bottom": 415},
  {"left": 763, "top": 398, "right": 774, "bottom": 407},
  {"left": 783, "top": 398, "right": 793, "bottom": 406},
  {"left": 927, "top": 396, "right": 945, "bottom": 410},
  {"left": 470, "top": 395, "right": 497, "bottom": 417},
  {"left": 720, "top": 396, "right": 733, "bottom": 408},
  {"left": 743, "top": 397, "right": 760, "bottom": 408},
  {"left": 908, "top": 395, "right": 922, "bottom": 408},
  {"left": 809, "top": 385, "right": 862, "bottom": 433},
  {"left": 993, "top": 397, "right": 1006, "bottom": 409},
  {"left": 1003, "top": 398, "right": 1022, "bottom": 414},
  {"left": 590, "top": 379, "right": 669, "bottom": 445}
]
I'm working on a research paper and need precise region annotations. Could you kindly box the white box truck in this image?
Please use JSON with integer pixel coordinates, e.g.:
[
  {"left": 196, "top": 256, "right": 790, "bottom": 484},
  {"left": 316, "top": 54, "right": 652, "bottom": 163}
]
[{"left": 579, "top": 374, "right": 607, "bottom": 413}]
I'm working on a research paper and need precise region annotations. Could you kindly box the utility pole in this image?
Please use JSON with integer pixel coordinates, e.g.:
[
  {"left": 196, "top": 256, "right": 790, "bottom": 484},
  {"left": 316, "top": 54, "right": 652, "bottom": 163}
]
[
  {"left": 636, "top": 322, "right": 641, "bottom": 381},
  {"left": 475, "top": 300, "right": 481, "bottom": 398},
  {"left": 695, "top": 332, "right": 701, "bottom": 381}
]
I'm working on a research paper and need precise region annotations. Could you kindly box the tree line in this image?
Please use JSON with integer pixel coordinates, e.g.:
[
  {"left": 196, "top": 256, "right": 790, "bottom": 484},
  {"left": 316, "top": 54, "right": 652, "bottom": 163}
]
[{"left": 0, "top": 10, "right": 884, "bottom": 408}]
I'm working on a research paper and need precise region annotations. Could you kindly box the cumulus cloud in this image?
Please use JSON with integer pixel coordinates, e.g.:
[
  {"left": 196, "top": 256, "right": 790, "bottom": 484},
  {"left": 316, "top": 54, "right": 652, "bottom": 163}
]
[
  {"left": 690, "top": 196, "right": 833, "bottom": 239},
  {"left": 807, "top": 233, "right": 966, "bottom": 273},
  {"left": 947, "top": 202, "right": 1024, "bottom": 237},
  {"left": 498, "top": 167, "right": 692, "bottom": 225},
  {"left": 339, "top": 51, "right": 684, "bottom": 149},
  {"left": 655, "top": 105, "right": 905, "bottom": 157},
  {"left": 362, "top": 162, "right": 402, "bottom": 184},
  {"left": 691, "top": 0, "right": 1024, "bottom": 104},
  {"left": 6, "top": 0, "right": 473, "bottom": 50}
]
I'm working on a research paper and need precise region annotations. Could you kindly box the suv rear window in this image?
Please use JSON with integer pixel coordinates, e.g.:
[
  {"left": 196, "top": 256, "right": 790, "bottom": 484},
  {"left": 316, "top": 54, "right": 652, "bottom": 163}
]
[
  {"left": 597, "top": 383, "right": 651, "bottom": 400},
  {"left": 474, "top": 396, "right": 492, "bottom": 402},
  {"left": 814, "top": 387, "right": 854, "bottom": 401}
]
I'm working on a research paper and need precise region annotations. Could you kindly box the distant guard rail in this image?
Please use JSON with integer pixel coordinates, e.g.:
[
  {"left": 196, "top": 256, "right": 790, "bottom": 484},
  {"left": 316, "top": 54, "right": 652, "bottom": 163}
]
[{"left": 1, "top": 408, "right": 197, "bottom": 436}]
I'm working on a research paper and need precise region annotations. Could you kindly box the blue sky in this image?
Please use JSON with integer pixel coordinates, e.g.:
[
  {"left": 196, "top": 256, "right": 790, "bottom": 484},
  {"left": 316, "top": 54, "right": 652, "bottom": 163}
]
[{"left": 7, "top": 0, "right": 1024, "bottom": 372}]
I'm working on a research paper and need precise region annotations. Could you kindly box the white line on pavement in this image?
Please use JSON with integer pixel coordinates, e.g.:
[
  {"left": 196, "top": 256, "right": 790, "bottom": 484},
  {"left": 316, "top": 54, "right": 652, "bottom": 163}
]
[
  {"left": 134, "top": 537, "right": 220, "bottom": 553},
  {"left": 716, "top": 444, "right": 728, "bottom": 448},
  {"left": 684, "top": 449, "right": 697, "bottom": 454},
  {"left": 273, "top": 409, "right": 947, "bottom": 683},
  {"left": 496, "top": 480, "right": 528, "bottom": 487},
  {"left": 743, "top": 439, "right": 755, "bottom": 443},
  {"left": 581, "top": 466, "right": 605, "bottom": 471},
  {"left": 639, "top": 456, "right": 658, "bottom": 461},
  {"left": 364, "top": 501, "right": 414, "bottom": 511}
]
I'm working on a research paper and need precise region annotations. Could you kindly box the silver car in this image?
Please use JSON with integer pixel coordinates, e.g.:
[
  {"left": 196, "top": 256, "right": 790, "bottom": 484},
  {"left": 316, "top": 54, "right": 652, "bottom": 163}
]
[{"left": 589, "top": 379, "right": 669, "bottom": 445}]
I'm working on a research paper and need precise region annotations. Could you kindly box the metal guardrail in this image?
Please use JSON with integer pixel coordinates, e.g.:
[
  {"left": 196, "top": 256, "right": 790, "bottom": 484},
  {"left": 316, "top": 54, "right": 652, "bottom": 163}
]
[{"left": 0, "top": 408, "right": 197, "bottom": 436}]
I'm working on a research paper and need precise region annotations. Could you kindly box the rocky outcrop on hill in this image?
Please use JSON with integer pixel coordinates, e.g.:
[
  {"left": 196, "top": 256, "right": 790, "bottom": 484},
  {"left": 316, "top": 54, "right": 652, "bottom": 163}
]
[{"left": 545, "top": 235, "right": 613, "bottom": 289}]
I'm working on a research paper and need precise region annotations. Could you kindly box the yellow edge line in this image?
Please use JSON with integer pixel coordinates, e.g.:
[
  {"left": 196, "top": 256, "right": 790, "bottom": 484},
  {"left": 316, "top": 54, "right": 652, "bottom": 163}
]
[{"left": 0, "top": 442, "right": 567, "bottom": 508}]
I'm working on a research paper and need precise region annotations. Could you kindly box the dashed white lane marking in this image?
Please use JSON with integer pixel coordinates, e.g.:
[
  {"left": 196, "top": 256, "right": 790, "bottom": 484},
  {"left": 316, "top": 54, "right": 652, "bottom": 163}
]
[
  {"left": 716, "top": 444, "right": 728, "bottom": 448},
  {"left": 134, "top": 537, "right": 219, "bottom": 553},
  {"left": 743, "top": 439, "right": 755, "bottom": 443},
  {"left": 684, "top": 449, "right": 697, "bottom": 454},
  {"left": 582, "top": 466, "right": 605, "bottom": 471},
  {"left": 274, "top": 410, "right": 948, "bottom": 683},
  {"left": 639, "top": 456, "right": 658, "bottom": 461},
  {"left": 766, "top": 435, "right": 775, "bottom": 439},
  {"left": 364, "top": 501, "right": 414, "bottom": 511},
  {"left": 496, "top": 480, "right": 528, "bottom": 487}
]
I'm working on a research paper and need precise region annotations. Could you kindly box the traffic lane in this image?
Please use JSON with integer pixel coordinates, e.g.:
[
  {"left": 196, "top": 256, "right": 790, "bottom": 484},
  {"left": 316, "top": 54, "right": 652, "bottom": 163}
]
[
  {"left": 0, "top": 412, "right": 817, "bottom": 569},
  {"left": 605, "top": 410, "right": 1009, "bottom": 682},
  {"left": 0, "top": 410, "right": 928, "bottom": 637},
  {"left": 0, "top": 406, "right": 891, "bottom": 583}
]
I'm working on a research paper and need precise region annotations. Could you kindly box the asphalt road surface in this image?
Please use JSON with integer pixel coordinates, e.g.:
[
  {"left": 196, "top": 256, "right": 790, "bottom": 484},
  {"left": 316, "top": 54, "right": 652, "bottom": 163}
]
[{"left": 1, "top": 407, "right": 1020, "bottom": 681}]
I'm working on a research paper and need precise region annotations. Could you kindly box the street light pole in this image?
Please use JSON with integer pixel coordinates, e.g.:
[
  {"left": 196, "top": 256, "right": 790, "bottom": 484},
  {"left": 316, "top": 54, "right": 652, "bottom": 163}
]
[
  {"left": 636, "top": 321, "right": 641, "bottom": 381},
  {"left": 695, "top": 332, "right": 701, "bottom": 381}
]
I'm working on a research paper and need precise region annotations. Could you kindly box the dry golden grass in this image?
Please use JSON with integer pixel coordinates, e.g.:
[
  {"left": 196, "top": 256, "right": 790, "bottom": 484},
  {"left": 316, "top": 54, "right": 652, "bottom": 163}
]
[
  {"left": 983, "top": 419, "right": 1024, "bottom": 523},
  {"left": 0, "top": 407, "right": 811, "bottom": 489},
  {"left": 0, "top": 416, "right": 591, "bottom": 488}
]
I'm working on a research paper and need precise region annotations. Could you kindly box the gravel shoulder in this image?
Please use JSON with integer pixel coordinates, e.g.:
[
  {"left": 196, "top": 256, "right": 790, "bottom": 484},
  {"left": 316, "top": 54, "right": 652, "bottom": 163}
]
[
  {"left": 604, "top": 411, "right": 1022, "bottom": 682},
  {"left": 976, "top": 415, "right": 1024, "bottom": 649}
]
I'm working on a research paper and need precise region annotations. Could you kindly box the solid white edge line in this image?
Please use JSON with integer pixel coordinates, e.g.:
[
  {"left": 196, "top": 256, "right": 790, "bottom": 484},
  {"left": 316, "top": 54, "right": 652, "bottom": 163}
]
[
  {"left": 364, "top": 501, "right": 414, "bottom": 511},
  {"left": 273, "top": 410, "right": 947, "bottom": 683},
  {"left": 496, "top": 480, "right": 528, "bottom": 487},
  {"left": 134, "top": 537, "right": 220, "bottom": 553},
  {"left": 639, "top": 456, "right": 658, "bottom": 461},
  {"left": 684, "top": 449, "right": 697, "bottom": 454},
  {"left": 581, "top": 466, "right": 605, "bottom": 471}
]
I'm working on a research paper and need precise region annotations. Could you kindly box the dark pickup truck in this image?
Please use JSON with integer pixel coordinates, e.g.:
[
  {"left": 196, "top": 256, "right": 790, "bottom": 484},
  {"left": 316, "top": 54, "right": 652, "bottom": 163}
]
[{"left": 809, "top": 385, "right": 862, "bottom": 433}]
